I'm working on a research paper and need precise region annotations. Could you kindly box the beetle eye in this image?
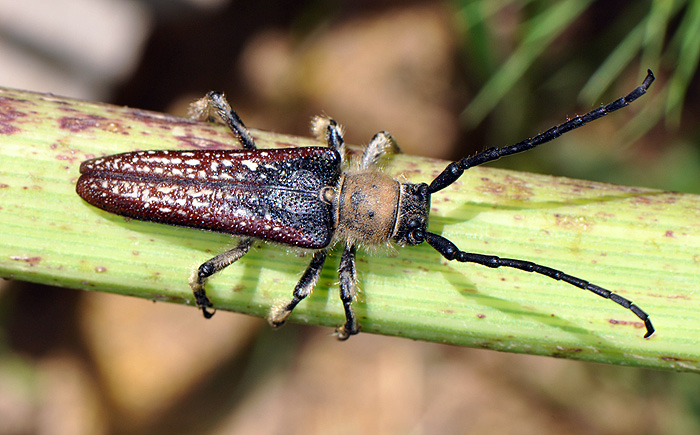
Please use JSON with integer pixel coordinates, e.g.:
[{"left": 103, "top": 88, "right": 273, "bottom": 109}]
[
  {"left": 410, "top": 229, "right": 425, "bottom": 244},
  {"left": 412, "top": 192, "right": 424, "bottom": 202},
  {"left": 413, "top": 184, "right": 428, "bottom": 201}
]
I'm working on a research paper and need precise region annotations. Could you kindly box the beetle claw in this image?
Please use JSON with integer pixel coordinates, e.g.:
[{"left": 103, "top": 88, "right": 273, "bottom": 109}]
[
  {"left": 193, "top": 288, "right": 215, "bottom": 318},
  {"left": 201, "top": 306, "right": 216, "bottom": 319}
]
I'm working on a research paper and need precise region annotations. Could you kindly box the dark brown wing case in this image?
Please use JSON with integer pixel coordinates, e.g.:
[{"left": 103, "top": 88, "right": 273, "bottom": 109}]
[{"left": 77, "top": 147, "right": 341, "bottom": 249}]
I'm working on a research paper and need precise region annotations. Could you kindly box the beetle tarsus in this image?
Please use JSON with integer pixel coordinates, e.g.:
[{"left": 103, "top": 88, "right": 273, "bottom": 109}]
[
  {"left": 201, "top": 307, "right": 216, "bottom": 319},
  {"left": 192, "top": 288, "right": 216, "bottom": 318},
  {"left": 335, "top": 323, "right": 360, "bottom": 341},
  {"left": 268, "top": 299, "right": 298, "bottom": 328}
]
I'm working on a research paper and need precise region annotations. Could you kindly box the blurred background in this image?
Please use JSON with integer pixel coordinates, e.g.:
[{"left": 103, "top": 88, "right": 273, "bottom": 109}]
[{"left": 1, "top": 0, "right": 699, "bottom": 434}]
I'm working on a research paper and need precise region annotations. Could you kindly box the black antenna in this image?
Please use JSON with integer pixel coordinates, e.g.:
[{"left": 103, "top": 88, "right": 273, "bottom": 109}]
[
  {"left": 424, "top": 232, "right": 654, "bottom": 338},
  {"left": 429, "top": 70, "right": 655, "bottom": 194}
]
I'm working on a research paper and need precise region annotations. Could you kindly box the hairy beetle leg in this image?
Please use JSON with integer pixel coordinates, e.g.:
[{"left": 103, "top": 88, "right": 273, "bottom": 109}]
[
  {"left": 360, "top": 131, "right": 400, "bottom": 170},
  {"left": 189, "top": 237, "right": 253, "bottom": 318},
  {"left": 268, "top": 250, "right": 328, "bottom": 327},
  {"left": 189, "top": 91, "right": 257, "bottom": 150},
  {"left": 336, "top": 244, "right": 360, "bottom": 340}
]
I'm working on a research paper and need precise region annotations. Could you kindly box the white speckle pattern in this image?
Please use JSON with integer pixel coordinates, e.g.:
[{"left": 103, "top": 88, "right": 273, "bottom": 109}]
[
  {"left": 241, "top": 160, "right": 258, "bottom": 171},
  {"left": 77, "top": 147, "right": 340, "bottom": 248}
]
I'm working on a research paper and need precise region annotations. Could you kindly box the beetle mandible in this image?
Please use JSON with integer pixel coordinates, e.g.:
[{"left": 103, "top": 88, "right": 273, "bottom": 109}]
[{"left": 76, "top": 70, "right": 656, "bottom": 340}]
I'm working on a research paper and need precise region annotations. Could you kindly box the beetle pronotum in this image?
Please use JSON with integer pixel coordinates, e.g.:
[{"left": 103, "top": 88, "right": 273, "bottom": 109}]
[{"left": 77, "top": 70, "right": 655, "bottom": 340}]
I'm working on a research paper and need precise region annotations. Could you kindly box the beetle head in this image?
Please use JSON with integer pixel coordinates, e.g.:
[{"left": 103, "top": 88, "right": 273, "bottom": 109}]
[{"left": 392, "top": 182, "right": 430, "bottom": 246}]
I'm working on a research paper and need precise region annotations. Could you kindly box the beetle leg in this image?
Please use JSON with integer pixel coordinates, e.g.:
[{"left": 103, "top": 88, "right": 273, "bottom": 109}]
[
  {"left": 190, "top": 237, "right": 254, "bottom": 318},
  {"left": 189, "top": 91, "right": 257, "bottom": 150},
  {"left": 360, "top": 131, "right": 400, "bottom": 170},
  {"left": 268, "top": 250, "right": 328, "bottom": 328},
  {"left": 337, "top": 244, "right": 360, "bottom": 340},
  {"left": 311, "top": 115, "right": 346, "bottom": 157},
  {"left": 310, "top": 115, "right": 336, "bottom": 142}
]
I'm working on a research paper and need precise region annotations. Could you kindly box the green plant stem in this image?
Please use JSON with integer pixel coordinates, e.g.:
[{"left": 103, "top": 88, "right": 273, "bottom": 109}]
[{"left": 1, "top": 88, "right": 698, "bottom": 372}]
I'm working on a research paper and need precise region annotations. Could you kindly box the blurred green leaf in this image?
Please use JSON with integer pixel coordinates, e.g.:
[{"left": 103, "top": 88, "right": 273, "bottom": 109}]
[{"left": 454, "top": 0, "right": 699, "bottom": 132}]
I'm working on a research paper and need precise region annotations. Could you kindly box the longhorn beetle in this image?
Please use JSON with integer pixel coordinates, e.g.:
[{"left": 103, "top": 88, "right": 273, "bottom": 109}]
[{"left": 76, "top": 70, "right": 656, "bottom": 340}]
